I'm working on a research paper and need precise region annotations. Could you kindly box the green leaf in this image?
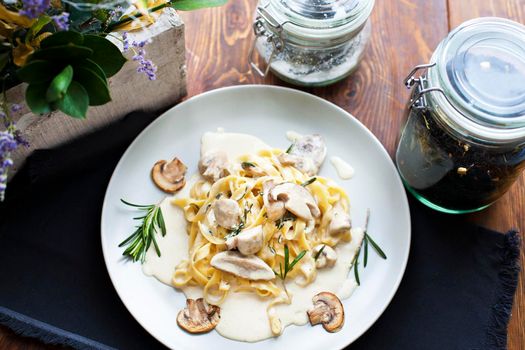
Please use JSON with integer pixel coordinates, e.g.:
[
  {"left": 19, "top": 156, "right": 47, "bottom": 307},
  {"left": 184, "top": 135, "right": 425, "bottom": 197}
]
[
  {"left": 81, "top": 35, "right": 126, "bottom": 77},
  {"left": 74, "top": 66, "right": 110, "bottom": 106},
  {"left": 26, "top": 83, "right": 52, "bottom": 114},
  {"left": 17, "top": 60, "right": 58, "bottom": 83},
  {"left": 40, "top": 31, "right": 84, "bottom": 49},
  {"left": 0, "top": 53, "right": 9, "bottom": 72},
  {"left": 171, "top": 0, "right": 228, "bottom": 11},
  {"left": 288, "top": 250, "right": 306, "bottom": 271},
  {"left": 56, "top": 81, "right": 89, "bottom": 119},
  {"left": 365, "top": 233, "right": 387, "bottom": 259},
  {"left": 30, "top": 45, "right": 93, "bottom": 62},
  {"left": 26, "top": 15, "right": 52, "bottom": 44},
  {"left": 354, "top": 259, "right": 360, "bottom": 285},
  {"left": 75, "top": 59, "right": 107, "bottom": 80},
  {"left": 363, "top": 235, "right": 368, "bottom": 267},
  {"left": 46, "top": 65, "right": 73, "bottom": 102}
]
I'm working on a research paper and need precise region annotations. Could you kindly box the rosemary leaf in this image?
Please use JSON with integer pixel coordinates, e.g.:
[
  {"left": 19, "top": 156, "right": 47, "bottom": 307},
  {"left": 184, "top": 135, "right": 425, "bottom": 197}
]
[
  {"left": 241, "top": 161, "right": 256, "bottom": 168},
  {"left": 301, "top": 177, "right": 317, "bottom": 187},
  {"left": 354, "top": 259, "right": 360, "bottom": 285},
  {"left": 363, "top": 235, "right": 369, "bottom": 267},
  {"left": 285, "top": 143, "right": 294, "bottom": 153},
  {"left": 314, "top": 244, "right": 326, "bottom": 261},
  {"left": 288, "top": 250, "right": 307, "bottom": 271},
  {"left": 365, "top": 233, "right": 387, "bottom": 259}
]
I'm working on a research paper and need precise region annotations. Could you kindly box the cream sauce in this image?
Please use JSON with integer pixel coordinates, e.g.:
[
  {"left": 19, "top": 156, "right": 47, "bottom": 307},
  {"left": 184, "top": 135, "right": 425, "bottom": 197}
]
[
  {"left": 142, "top": 131, "right": 363, "bottom": 342},
  {"left": 286, "top": 130, "right": 303, "bottom": 142},
  {"left": 330, "top": 156, "right": 355, "bottom": 180}
]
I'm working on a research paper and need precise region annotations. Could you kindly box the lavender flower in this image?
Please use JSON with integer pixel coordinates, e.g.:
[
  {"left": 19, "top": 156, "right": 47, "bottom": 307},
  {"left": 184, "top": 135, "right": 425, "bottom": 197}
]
[
  {"left": 52, "top": 12, "right": 70, "bottom": 31},
  {"left": 131, "top": 40, "right": 157, "bottom": 81},
  {"left": 19, "top": 0, "right": 50, "bottom": 19},
  {"left": 109, "top": 5, "right": 123, "bottom": 21},
  {"left": 10, "top": 104, "right": 21, "bottom": 113},
  {"left": 122, "top": 32, "right": 130, "bottom": 52},
  {"left": 0, "top": 131, "right": 18, "bottom": 200}
]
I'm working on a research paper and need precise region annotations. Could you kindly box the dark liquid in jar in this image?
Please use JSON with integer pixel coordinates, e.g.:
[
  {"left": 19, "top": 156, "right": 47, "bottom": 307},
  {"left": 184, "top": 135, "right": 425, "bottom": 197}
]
[{"left": 396, "top": 107, "right": 525, "bottom": 211}]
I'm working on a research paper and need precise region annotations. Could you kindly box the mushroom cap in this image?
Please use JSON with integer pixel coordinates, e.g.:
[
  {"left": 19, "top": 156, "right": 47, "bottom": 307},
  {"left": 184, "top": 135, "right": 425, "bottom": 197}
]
[
  {"left": 307, "top": 292, "right": 344, "bottom": 332},
  {"left": 263, "top": 180, "right": 286, "bottom": 221},
  {"left": 151, "top": 158, "right": 187, "bottom": 193},
  {"left": 270, "top": 182, "right": 320, "bottom": 220},
  {"left": 177, "top": 298, "right": 221, "bottom": 334}
]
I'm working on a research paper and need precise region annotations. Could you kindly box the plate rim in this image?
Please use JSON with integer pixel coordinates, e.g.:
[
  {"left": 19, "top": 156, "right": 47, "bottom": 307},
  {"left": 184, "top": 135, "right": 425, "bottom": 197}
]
[{"left": 100, "top": 84, "right": 411, "bottom": 349}]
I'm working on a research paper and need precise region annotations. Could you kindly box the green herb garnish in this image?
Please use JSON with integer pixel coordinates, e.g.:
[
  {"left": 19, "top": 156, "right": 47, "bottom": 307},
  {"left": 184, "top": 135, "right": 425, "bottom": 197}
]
[
  {"left": 351, "top": 209, "right": 387, "bottom": 286},
  {"left": 118, "top": 199, "right": 166, "bottom": 263},
  {"left": 274, "top": 245, "right": 307, "bottom": 280},
  {"left": 314, "top": 244, "right": 326, "bottom": 261},
  {"left": 301, "top": 177, "right": 317, "bottom": 187},
  {"left": 285, "top": 143, "right": 294, "bottom": 153},
  {"left": 241, "top": 161, "right": 256, "bottom": 168},
  {"left": 276, "top": 212, "right": 296, "bottom": 229}
]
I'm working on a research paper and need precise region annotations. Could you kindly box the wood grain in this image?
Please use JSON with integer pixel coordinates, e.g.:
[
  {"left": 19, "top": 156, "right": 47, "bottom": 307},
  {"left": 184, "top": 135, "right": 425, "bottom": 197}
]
[{"left": 1, "top": 0, "right": 523, "bottom": 349}]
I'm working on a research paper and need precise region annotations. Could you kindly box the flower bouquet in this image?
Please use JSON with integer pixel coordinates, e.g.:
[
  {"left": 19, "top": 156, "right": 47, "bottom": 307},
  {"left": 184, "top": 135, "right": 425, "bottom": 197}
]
[{"left": 0, "top": 0, "right": 227, "bottom": 199}]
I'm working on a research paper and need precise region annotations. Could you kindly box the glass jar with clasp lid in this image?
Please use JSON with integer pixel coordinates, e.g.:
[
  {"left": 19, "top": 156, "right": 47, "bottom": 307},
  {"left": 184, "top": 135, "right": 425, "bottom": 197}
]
[
  {"left": 249, "top": 0, "right": 374, "bottom": 86},
  {"left": 396, "top": 17, "right": 525, "bottom": 214}
]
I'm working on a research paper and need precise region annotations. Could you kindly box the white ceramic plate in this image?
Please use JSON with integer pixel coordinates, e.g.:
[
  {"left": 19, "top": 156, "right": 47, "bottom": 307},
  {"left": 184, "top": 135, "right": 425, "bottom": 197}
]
[{"left": 101, "top": 85, "right": 411, "bottom": 350}]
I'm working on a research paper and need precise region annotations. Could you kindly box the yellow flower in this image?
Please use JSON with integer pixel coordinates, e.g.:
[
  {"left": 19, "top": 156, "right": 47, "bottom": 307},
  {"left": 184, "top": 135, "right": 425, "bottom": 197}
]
[
  {"left": 0, "top": 3, "right": 35, "bottom": 28},
  {"left": 114, "top": 0, "right": 169, "bottom": 32},
  {"left": 12, "top": 32, "right": 52, "bottom": 67}
]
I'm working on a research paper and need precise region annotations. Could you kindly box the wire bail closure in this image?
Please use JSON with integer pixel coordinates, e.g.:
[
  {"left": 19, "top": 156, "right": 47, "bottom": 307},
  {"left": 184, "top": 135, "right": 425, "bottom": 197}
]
[{"left": 248, "top": 6, "right": 285, "bottom": 78}]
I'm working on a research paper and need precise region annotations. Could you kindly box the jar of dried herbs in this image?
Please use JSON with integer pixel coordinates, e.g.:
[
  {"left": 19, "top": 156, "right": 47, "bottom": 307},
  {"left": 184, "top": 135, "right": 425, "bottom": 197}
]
[
  {"left": 396, "top": 17, "right": 525, "bottom": 214},
  {"left": 249, "top": 0, "right": 374, "bottom": 86}
]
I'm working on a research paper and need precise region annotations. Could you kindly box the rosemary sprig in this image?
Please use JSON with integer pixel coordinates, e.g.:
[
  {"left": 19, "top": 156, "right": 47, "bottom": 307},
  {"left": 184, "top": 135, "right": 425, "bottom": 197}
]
[
  {"left": 118, "top": 199, "right": 166, "bottom": 263},
  {"left": 274, "top": 245, "right": 307, "bottom": 280},
  {"left": 301, "top": 177, "right": 317, "bottom": 187},
  {"left": 351, "top": 209, "right": 387, "bottom": 286},
  {"left": 285, "top": 143, "right": 294, "bottom": 153}
]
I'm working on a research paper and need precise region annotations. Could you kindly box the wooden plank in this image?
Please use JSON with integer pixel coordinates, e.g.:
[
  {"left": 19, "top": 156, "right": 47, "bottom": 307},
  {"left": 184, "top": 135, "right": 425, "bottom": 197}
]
[
  {"left": 180, "top": 0, "right": 449, "bottom": 158},
  {"left": 448, "top": 1, "right": 525, "bottom": 349}
]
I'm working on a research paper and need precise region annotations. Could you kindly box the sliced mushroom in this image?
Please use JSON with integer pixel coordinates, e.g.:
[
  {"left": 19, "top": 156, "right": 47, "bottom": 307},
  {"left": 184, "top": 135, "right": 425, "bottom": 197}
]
[
  {"left": 225, "top": 225, "right": 264, "bottom": 255},
  {"left": 307, "top": 292, "right": 344, "bottom": 333},
  {"left": 328, "top": 204, "right": 351, "bottom": 235},
  {"left": 241, "top": 162, "right": 266, "bottom": 177},
  {"left": 262, "top": 180, "right": 286, "bottom": 221},
  {"left": 211, "top": 251, "right": 275, "bottom": 280},
  {"left": 177, "top": 298, "right": 220, "bottom": 334},
  {"left": 277, "top": 153, "right": 318, "bottom": 176},
  {"left": 213, "top": 198, "right": 241, "bottom": 229},
  {"left": 199, "top": 151, "right": 229, "bottom": 182},
  {"left": 313, "top": 244, "right": 337, "bottom": 269},
  {"left": 270, "top": 182, "right": 320, "bottom": 220},
  {"left": 151, "top": 157, "right": 187, "bottom": 193}
]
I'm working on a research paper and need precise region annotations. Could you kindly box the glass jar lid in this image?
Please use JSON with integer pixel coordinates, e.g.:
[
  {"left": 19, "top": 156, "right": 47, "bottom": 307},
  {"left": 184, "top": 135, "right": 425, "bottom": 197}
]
[
  {"left": 435, "top": 17, "right": 525, "bottom": 127},
  {"left": 258, "top": 0, "right": 374, "bottom": 41}
]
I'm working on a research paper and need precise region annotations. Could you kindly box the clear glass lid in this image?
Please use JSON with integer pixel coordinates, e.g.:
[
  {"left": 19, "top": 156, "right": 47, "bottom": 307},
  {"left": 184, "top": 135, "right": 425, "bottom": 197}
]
[
  {"left": 259, "top": 0, "right": 374, "bottom": 39},
  {"left": 436, "top": 17, "right": 525, "bottom": 126}
]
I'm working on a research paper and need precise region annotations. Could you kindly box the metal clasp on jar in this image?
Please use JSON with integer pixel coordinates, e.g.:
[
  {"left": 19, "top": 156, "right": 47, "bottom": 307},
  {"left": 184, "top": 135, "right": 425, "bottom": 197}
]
[
  {"left": 404, "top": 62, "right": 465, "bottom": 113},
  {"left": 248, "top": 6, "right": 285, "bottom": 77}
]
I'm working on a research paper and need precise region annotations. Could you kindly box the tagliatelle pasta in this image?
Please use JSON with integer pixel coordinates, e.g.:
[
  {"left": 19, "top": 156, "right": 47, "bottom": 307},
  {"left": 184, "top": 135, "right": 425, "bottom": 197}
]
[{"left": 170, "top": 147, "right": 352, "bottom": 323}]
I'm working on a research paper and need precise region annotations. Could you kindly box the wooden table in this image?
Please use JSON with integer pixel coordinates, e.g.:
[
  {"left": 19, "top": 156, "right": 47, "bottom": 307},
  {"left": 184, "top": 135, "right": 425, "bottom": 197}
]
[{"left": 1, "top": 0, "right": 523, "bottom": 348}]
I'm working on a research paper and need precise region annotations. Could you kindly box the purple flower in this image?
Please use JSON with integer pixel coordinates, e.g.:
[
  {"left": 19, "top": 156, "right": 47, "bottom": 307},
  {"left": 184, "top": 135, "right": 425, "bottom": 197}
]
[
  {"left": 52, "top": 12, "right": 70, "bottom": 31},
  {"left": 122, "top": 32, "right": 130, "bottom": 52},
  {"left": 131, "top": 40, "right": 157, "bottom": 81},
  {"left": 0, "top": 131, "right": 18, "bottom": 200},
  {"left": 10, "top": 104, "right": 22, "bottom": 113},
  {"left": 19, "top": 0, "right": 50, "bottom": 19},
  {"left": 109, "top": 5, "right": 123, "bottom": 21}
]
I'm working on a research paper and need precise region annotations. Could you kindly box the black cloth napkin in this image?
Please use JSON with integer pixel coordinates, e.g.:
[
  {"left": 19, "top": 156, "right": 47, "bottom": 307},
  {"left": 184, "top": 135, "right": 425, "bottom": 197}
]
[{"left": 0, "top": 111, "right": 521, "bottom": 350}]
